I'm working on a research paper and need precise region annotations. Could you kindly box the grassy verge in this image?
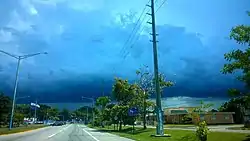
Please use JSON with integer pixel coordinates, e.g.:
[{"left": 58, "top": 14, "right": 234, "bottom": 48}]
[
  {"left": 88, "top": 125, "right": 250, "bottom": 141},
  {"left": 0, "top": 124, "right": 47, "bottom": 135}
]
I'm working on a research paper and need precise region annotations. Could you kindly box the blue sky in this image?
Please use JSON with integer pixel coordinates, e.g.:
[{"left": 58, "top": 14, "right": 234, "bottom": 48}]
[{"left": 0, "top": 0, "right": 250, "bottom": 108}]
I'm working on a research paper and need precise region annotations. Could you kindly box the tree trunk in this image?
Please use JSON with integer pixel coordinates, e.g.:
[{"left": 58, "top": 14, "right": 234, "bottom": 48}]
[{"left": 119, "top": 121, "right": 122, "bottom": 131}]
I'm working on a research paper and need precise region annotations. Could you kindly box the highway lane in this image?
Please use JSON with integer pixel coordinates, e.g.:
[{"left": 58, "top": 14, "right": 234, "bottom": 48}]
[
  {"left": 0, "top": 124, "right": 72, "bottom": 141},
  {"left": 0, "top": 124, "right": 134, "bottom": 141}
]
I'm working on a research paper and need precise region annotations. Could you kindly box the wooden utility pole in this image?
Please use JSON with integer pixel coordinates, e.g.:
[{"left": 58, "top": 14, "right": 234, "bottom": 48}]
[{"left": 147, "top": 0, "right": 164, "bottom": 136}]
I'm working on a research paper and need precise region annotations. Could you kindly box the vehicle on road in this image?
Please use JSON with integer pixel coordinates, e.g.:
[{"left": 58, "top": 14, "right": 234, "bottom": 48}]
[{"left": 52, "top": 121, "right": 64, "bottom": 126}]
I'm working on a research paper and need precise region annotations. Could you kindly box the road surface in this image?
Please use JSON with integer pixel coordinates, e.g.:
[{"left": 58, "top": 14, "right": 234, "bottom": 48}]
[{"left": 0, "top": 124, "right": 134, "bottom": 141}]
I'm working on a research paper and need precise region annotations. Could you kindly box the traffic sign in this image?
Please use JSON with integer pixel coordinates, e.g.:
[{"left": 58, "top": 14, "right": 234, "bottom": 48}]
[{"left": 128, "top": 107, "right": 139, "bottom": 116}]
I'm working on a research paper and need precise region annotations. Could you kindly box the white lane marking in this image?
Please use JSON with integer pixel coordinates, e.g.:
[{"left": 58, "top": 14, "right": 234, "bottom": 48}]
[
  {"left": 48, "top": 133, "right": 57, "bottom": 138},
  {"left": 48, "top": 124, "right": 71, "bottom": 138},
  {"left": 80, "top": 125, "right": 100, "bottom": 141}
]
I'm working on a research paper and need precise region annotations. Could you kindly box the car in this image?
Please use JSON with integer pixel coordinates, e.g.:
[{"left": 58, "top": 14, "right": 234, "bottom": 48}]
[{"left": 52, "top": 121, "right": 64, "bottom": 126}]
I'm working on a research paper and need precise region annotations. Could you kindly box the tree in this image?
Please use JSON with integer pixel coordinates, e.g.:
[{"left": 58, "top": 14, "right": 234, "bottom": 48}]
[
  {"left": 112, "top": 77, "right": 140, "bottom": 106},
  {"left": 219, "top": 97, "right": 248, "bottom": 123},
  {"left": 48, "top": 107, "right": 59, "bottom": 120},
  {"left": 136, "top": 65, "right": 174, "bottom": 129},
  {"left": 13, "top": 112, "right": 24, "bottom": 127},
  {"left": 95, "top": 96, "right": 111, "bottom": 113},
  {"left": 60, "top": 109, "right": 71, "bottom": 121},
  {"left": 110, "top": 105, "right": 130, "bottom": 131},
  {"left": 157, "top": 73, "right": 175, "bottom": 95},
  {"left": 220, "top": 11, "right": 250, "bottom": 125},
  {"left": 36, "top": 104, "right": 51, "bottom": 121},
  {"left": 0, "top": 93, "right": 11, "bottom": 127},
  {"left": 16, "top": 104, "right": 30, "bottom": 118},
  {"left": 95, "top": 96, "right": 111, "bottom": 127},
  {"left": 222, "top": 11, "right": 250, "bottom": 96},
  {"left": 191, "top": 101, "right": 214, "bottom": 124},
  {"left": 112, "top": 77, "right": 139, "bottom": 131},
  {"left": 102, "top": 103, "right": 115, "bottom": 123},
  {"left": 136, "top": 66, "right": 154, "bottom": 129}
]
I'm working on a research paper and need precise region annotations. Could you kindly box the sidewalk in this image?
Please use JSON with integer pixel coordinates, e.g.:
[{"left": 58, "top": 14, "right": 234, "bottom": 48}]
[{"left": 79, "top": 125, "right": 134, "bottom": 141}]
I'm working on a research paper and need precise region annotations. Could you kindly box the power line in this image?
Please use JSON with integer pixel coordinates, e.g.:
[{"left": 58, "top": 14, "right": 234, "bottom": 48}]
[
  {"left": 112, "top": 0, "right": 167, "bottom": 75},
  {"left": 112, "top": 0, "right": 151, "bottom": 75},
  {"left": 119, "top": 0, "right": 151, "bottom": 56},
  {"left": 121, "top": 0, "right": 168, "bottom": 61},
  {"left": 120, "top": 0, "right": 165, "bottom": 59},
  {"left": 155, "top": 0, "right": 167, "bottom": 12}
]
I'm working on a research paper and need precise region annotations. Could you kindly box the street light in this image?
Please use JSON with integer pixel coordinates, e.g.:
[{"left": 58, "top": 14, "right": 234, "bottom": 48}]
[
  {"left": 0, "top": 50, "right": 47, "bottom": 130},
  {"left": 81, "top": 96, "right": 95, "bottom": 126}
]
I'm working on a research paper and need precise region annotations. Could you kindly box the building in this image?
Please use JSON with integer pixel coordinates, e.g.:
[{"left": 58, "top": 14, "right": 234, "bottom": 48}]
[
  {"left": 141, "top": 106, "right": 235, "bottom": 125},
  {"left": 163, "top": 107, "right": 235, "bottom": 125},
  {"left": 192, "top": 112, "right": 235, "bottom": 124},
  {"left": 164, "top": 107, "right": 190, "bottom": 124}
]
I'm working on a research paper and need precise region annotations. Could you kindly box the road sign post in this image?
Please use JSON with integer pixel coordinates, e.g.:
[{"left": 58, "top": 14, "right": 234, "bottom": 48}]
[
  {"left": 114, "top": 116, "right": 118, "bottom": 130},
  {"left": 128, "top": 107, "right": 139, "bottom": 134}
]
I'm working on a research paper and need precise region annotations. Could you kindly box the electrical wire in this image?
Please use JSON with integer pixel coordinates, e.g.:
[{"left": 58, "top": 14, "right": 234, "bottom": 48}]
[{"left": 113, "top": 0, "right": 168, "bottom": 75}]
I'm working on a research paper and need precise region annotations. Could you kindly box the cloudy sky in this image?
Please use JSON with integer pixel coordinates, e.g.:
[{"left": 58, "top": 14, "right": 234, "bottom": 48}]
[{"left": 0, "top": 0, "right": 249, "bottom": 108}]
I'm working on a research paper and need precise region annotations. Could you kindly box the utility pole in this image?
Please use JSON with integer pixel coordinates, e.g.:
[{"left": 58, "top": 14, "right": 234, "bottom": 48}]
[
  {"left": 34, "top": 99, "right": 37, "bottom": 122},
  {"left": 146, "top": 0, "right": 164, "bottom": 136},
  {"left": 86, "top": 107, "right": 89, "bottom": 122},
  {"left": 92, "top": 99, "right": 95, "bottom": 126},
  {"left": 82, "top": 96, "right": 95, "bottom": 126}
]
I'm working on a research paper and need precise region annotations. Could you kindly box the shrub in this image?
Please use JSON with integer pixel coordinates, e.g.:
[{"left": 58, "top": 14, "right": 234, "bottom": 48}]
[
  {"left": 244, "top": 119, "right": 250, "bottom": 128},
  {"left": 196, "top": 121, "right": 209, "bottom": 141}
]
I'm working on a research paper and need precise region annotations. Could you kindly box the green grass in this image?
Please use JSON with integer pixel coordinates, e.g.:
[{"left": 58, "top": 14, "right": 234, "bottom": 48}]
[
  {"left": 0, "top": 124, "right": 47, "bottom": 135},
  {"left": 88, "top": 125, "right": 250, "bottom": 141}
]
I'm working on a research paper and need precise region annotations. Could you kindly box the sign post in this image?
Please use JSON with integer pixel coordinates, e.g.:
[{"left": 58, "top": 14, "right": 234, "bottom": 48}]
[
  {"left": 128, "top": 107, "right": 139, "bottom": 134},
  {"left": 114, "top": 116, "right": 118, "bottom": 130}
]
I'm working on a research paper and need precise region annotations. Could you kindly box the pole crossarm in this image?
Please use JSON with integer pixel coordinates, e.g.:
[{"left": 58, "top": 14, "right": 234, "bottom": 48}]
[{"left": 0, "top": 50, "right": 19, "bottom": 59}]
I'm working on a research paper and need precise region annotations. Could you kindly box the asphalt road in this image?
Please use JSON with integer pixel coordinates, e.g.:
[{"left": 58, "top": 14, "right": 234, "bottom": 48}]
[{"left": 0, "top": 124, "right": 134, "bottom": 141}]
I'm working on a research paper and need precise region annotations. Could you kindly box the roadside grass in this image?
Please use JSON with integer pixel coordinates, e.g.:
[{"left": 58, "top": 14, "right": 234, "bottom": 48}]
[
  {"left": 0, "top": 124, "right": 47, "bottom": 135},
  {"left": 88, "top": 125, "right": 250, "bottom": 141}
]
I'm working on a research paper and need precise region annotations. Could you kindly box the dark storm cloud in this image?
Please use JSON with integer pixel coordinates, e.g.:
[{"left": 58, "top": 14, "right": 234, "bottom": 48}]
[
  {"left": 17, "top": 33, "right": 49, "bottom": 53},
  {"left": 2, "top": 23, "right": 243, "bottom": 103},
  {"left": 1, "top": 0, "right": 248, "bottom": 105}
]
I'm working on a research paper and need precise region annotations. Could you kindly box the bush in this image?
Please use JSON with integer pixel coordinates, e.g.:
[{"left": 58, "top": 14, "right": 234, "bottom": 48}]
[
  {"left": 182, "top": 114, "right": 193, "bottom": 124},
  {"left": 244, "top": 120, "right": 250, "bottom": 128},
  {"left": 196, "top": 121, "right": 209, "bottom": 141}
]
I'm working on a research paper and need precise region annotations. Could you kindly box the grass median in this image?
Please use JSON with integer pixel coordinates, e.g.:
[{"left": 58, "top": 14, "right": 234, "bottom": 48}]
[
  {"left": 0, "top": 124, "right": 48, "bottom": 135},
  {"left": 88, "top": 125, "right": 250, "bottom": 141}
]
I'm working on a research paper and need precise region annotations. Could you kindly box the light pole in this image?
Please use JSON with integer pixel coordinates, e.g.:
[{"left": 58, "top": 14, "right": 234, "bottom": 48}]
[
  {"left": 0, "top": 50, "right": 47, "bottom": 130},
  {"left": 81, "top": 96, "right": 95, "bottom": 126},
  {"left": 86, "top": 106, "right": 89, "bottom": 123}
]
